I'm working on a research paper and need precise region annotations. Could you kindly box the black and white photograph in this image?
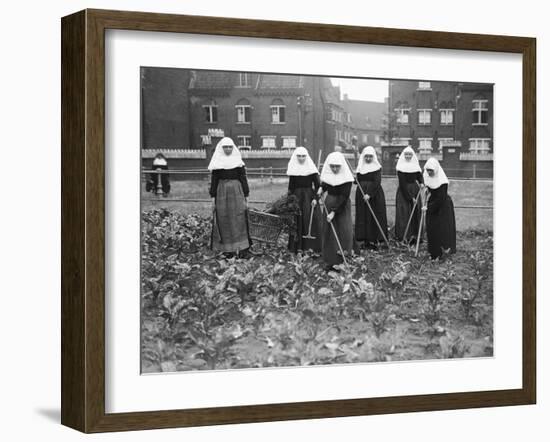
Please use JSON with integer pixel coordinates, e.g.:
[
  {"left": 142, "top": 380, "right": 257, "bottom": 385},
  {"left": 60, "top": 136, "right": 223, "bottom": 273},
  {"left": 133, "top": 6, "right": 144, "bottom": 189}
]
[
  {"left": 140, "top": 68, "right": 494, "bottom": 373},
  {"left": 2, "top": 0, "right": 545, "bottom": 437}
]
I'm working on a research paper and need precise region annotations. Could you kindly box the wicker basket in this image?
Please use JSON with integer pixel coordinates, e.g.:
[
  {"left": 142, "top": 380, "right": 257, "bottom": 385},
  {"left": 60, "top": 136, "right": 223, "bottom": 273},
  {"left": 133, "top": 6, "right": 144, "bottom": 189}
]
[{"left": 247, "top": 209, "right": 290, "bottom": 245}]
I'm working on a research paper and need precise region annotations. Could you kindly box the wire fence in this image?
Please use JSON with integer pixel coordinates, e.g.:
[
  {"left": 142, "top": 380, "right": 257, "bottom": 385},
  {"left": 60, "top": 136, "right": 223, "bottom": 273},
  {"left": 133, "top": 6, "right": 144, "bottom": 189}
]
[
  {"left": 142, "top": 168, "right": 493, "bottom": 210},
  {"left": 142, "top": 167, "right": 494, "bottom": 182}
]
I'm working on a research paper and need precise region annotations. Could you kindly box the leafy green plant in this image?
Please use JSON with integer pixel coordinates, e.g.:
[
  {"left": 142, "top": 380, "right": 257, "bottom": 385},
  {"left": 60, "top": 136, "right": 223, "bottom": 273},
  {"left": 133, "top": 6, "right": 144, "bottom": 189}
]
[
  {"left": 378, "top": 257, "right": 410, "bottom": 304},
  {"left": 140, "top": 209, "right": 494, "bottom": 371},
  {"left": 422, "top": 282, "right": 447, "bottom": 338},
  {"left": 458, "top": 285, "right": 480, "bottom": 321},
  {"left": 368, "top": 294, "right": 396, "bottom": 338},
  {"left": 439, "top": 334, "right": 470, "bottom": 359}
]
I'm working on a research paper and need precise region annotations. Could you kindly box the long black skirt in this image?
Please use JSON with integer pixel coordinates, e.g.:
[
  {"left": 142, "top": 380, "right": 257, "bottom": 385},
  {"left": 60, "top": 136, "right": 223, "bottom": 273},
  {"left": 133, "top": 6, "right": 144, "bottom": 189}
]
[
  {"left": 288, "top": 187, "right": 322, "bottom": 253},
  {"left": 394, "top": 183, "right": 421, "bottom": 241},
  {"left": 426, "top": 196, "right": 457, "bottom": 259},
  {"left": 322, "top": 196, "right": 353, "bottom": 267},
  {"left": 355, "top": 188, "right": 388, "bottom": 244}
]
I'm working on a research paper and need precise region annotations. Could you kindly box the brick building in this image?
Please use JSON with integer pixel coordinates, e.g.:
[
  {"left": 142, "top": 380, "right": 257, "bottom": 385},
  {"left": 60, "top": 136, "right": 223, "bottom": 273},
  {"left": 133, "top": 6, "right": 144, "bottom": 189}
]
[
  {"left": 342, "top": 94, "right": 386, "bottom": 149},
  {"left": 189, "top": 72, "right": 307, "bottom": 153},
  {"left": 382, "top": 80, "right": 493, "bottom": 177},
  {"left": 141, "top": 68, "right": 388, "bottom": 173}
]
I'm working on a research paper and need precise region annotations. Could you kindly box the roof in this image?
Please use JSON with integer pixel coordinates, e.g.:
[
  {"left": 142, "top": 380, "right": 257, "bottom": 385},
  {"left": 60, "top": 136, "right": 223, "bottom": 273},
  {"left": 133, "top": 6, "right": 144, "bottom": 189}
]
[
  {"left": 189, "top": 71, "right": 233, "bottom": 89},
  {"left": 254, "top": 74, "right": 306, "bottom": 96},
  {"left": 189, "top": 71, "right": 307, "bottom": 95},
  {"left": 343, "top": 99, "right": 387, "bottom": 130},
  {"left": 256, "top": 74, "right": 303, "bottom": 89},
  {"left": 321, "top": 78, "right": 341, "bottom": 104}
]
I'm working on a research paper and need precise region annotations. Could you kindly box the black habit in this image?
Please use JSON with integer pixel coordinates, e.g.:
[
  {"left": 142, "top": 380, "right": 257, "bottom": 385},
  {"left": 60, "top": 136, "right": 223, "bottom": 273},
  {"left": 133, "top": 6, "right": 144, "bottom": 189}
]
[
  {"left": 288, "top": 173, "right": 322, "bottom": 253},
  {"left": 426, "top": 183, "right": 456, "bottom": 259},
  {"left": 395, "top": 171, "right": 423, "bottom": 241},
  {"left": 355, "top": 169, "right": 388, "bottom": 245},
  {"left": 321, "top": 182, "right": 353, "bottom": 267}
]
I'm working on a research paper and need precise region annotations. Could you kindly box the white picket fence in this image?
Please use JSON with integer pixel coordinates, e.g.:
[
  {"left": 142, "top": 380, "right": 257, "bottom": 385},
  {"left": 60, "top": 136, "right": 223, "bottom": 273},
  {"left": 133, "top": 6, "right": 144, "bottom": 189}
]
[
  {"left": 142, "top": 148, "right": 300, "bottom": 159},
  {"left": 142, "top": 149, "right": 206, "bottom": 159}
]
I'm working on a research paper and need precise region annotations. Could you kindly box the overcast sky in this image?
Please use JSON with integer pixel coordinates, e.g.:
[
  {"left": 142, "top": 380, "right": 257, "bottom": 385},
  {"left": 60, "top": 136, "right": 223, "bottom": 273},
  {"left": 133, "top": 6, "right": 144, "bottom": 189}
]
[{"left": 330, "top": 77, "right": 389, "bottom": 103}]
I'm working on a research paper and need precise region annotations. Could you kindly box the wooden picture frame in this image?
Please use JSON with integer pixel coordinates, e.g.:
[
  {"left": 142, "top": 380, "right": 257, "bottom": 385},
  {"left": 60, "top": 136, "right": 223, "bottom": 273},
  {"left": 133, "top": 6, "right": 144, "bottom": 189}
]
[{"left": 61, "top": 8, "right": 536, "bottom": 433}]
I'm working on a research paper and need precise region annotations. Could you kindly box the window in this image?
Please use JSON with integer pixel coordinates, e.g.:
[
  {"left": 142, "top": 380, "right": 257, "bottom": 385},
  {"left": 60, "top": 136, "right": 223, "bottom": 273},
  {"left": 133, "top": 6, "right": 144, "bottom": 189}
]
[
  {"left": 235, "top": 99, "right": 251, "bottom": 123},
  {"left": 418, "top": 109, "right": 432, "bottom": 125},
  {"left": 203, "top": 101, "right": 218, "bottom": 123},
  {"left": 440, "top": 109, "right": 454, "bottom": 125},
  {"left": 438, "top": 138, "right": 454, "bottom": 152},
  {"left": 261, "top": 136, "right": 276, "bottom": 149},
  {"left": 395, "top": 108, "right": 410, "bottom": 124},
  {"left": 472, "top": 99, "right": 489, "bottom": 125},
  {"left": 346, "top": 113, "right": 352, "bottom": 123},
  {"left": 418, "top": 81, "right": 431, "bottom": 90},
  {"left": 270, "top": 99, "right": 286, "bottom": 124},
  {"left": 374, "top": 134, "right": 381, "bottom": 144},
  {"left": 418, "top": 138, "right": 433, "bottom": 154},
  {"left": 335, "top": 129, "right": 342, "bottom": 141},
  {"left": 237, "top": 135, "right": 251, "bottom": 149},
  {"left": 469, "top": 138, "right": 491, "bottom": 154},
  {"left": 361, "top": 134, "right": 369, "bottom": 143},
  {"left": 238, "top": 72, "right": 250, "bottom": 87},
  {"left": 282, "top": 136, "right": 297, "bottom": 148},
  {"left": 331, "top": 109, "right": 342, "bottom": 122}
]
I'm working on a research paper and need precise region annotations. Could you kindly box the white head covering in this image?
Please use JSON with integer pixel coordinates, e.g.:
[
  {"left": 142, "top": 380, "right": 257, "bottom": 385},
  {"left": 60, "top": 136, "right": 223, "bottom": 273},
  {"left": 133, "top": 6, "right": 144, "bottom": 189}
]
[
  {"left": 423, "top": 157, "right": 449, "bottom": 189},
  {"left": 286, "top": 146, "right": 319, "bottom": 176},
  {"left": 320, "top": 152, "right": 354, "bottom": 186},
  {"left": 356, "top": 146, "right": 382, "bottom": 174},
  {"left": 207, "top": 137, "right": 245, "bottom": 171},
  {"left": 153, "top": 156, "right": 167, "bottom": 166},
  {"left": 396, "top": 146, "right": 422, "bottom": 173}
]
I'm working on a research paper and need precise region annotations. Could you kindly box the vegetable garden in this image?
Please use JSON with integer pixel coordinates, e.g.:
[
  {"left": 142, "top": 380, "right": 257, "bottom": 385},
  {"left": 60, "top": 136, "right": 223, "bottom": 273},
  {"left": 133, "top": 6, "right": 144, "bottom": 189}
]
[{"left": 141, "top": 208, "right": 493, "bottom": 373}]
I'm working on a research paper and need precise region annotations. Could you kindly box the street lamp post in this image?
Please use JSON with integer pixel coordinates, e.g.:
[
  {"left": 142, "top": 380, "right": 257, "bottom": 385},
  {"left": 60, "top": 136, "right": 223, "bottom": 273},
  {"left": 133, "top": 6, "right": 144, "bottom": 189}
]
[{"left": 297, "top": 95, "right": 303, "bottom": 146}]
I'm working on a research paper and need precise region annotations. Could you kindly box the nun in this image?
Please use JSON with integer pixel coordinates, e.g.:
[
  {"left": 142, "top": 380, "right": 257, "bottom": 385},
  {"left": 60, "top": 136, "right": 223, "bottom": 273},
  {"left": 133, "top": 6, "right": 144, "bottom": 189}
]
[
  {"left": 394, "top": 146, "right": 423, "bottom": 242},
  {"left": 147, "top": 153, "right": 171, "bottom": 196},
  {"left": 208, "top": 137, "right": 251, "bottom": 257},
  {"left": 355, "top": 146, "right": 388, "bottom": 249},
  {"left": 318, "top": 151, "right": 354, "bottom": 269},
  {"left": 286, "top": 147, "right": 322, "bottom": 253},
  {"left": 423, "top": 158, "right": 457, "bottom": 260}
]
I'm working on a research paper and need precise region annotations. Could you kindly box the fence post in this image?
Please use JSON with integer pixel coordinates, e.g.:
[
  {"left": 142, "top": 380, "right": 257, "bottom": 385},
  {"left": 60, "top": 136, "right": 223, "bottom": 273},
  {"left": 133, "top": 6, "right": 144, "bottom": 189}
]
[
  {"left": 260, "top": 166, "right": 264, "bottom": 182},
  {"left": 472, "top": 164, "right": 477, "bottom": 179},
  {"left": 269, "top": 166, "right": 273, "bottom": 184},
  {"left": 156, "top": 169, "right": 163, "bottom": 195}
]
